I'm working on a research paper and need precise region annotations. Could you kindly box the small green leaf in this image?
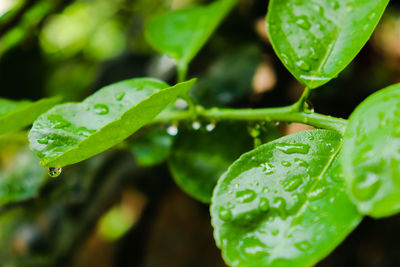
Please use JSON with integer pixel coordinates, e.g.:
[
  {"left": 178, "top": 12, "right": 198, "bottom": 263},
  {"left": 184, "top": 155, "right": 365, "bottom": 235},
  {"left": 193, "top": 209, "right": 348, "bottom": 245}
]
[
  {"left": 211, "top": 130, "right": 361, "bottom": 267},
  {"left": 29, "top": 78, "right": 196, "bottom": 168},
  {"left": 0, "top": 96, "right": 61, "bottom": 135},
  {"left": 129, "top": 127, "right": 174, "bottom": 167},
  {"left": 342, "top": 84, "right": 400, "bottom": 218},
  {"left": 145, "top": 0, "right": 238, "bottom": 68},
  {"left": 168, "top": 122, "right": 256, "bottom": 203},
  {"left": 0, "top": 148, "right": 47, "bottom": 205},
  {"left": 267, "top": 0, "right": 389, "bottom": 89}
]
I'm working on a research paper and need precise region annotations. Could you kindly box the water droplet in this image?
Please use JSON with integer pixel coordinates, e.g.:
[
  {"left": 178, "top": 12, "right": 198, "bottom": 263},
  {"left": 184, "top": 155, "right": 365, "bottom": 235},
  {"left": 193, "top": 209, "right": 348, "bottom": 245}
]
[
  {"left": 166, "top": 125, "right": 179, "bottom": 136},
  {"left": 310, "top": 205, "right": 319, "bottom": 212},
  {"left": 260, "top": 163, "right": 274, "bottom": 175},
  {"left": 308, "top": 187, "right": 326, "bottom": 200},
  {"left": 192, "top": 121, "right": 201, "bottom": 130},
  {"left": 369, "top": 12, "right": 377, "bottom": 20},
  {"left": 271, "top": 229, "right": 279, "bottom": 236},
  {"left": 332, "top": 1, "right": 340, "bottom": 10},
  {"left": 236, "top": 189, "right": 256, "bottom": 203},
  {"left": 296, "top": 16, "right": 311, "bottom": 30},
  {"left": 281, "top": 161, "right": 292, "bottom": 167},
  {"left": 284, "top": 178, "right": 302, "bottom": 192},
  {"left": 93, "top": 104, "right": 109, "bottom": 115},
  {"left": 295, "top": 241, "right": 312, "bottom": 252},
  {"left": 115, "top": 92, "right": 125, "bottom": 101},
  {"left": 276, "top": 143, "right": 310, "bottom": 154},
  {"left": 272, "top": 197, "right": 287, "bottom": 217},
  {"left": 259, "top": 197, "right": 270, "bottom": 211},
  {"left": 37, "top": 138, "right": 49, "bottom": 145},
  {"left": 218, "top": 206, "right": 232, "bottom": 221},
  {"left": 294, "top": 158, "right": 309, "bottom": 168},
  {"left": 206, "top": 121, "right": 216, "bottom": 132},
  {"left": 304, "top": 100, "right": 314, "bottom": 113},
  {"left": 48, "top": 167, "right": 62, "bottom": 178},
  {"left": 240, "top": 236, "right": 269, "bottom": 259},
  {"left": 353, "top": 172, "right": 381, "bottom": 201},
  {"left": 295, "top": 60, "right": 311, "bottom": 72},
  {"left": 309, "top": 47, "right": 319, "bottom": 61}
]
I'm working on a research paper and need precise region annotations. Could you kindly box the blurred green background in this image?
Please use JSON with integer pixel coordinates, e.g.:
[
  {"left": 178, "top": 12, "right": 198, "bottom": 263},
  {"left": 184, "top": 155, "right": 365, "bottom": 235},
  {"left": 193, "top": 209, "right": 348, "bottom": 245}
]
[{"left": 1, "top": 0, "right": 400, "bottom": 266}]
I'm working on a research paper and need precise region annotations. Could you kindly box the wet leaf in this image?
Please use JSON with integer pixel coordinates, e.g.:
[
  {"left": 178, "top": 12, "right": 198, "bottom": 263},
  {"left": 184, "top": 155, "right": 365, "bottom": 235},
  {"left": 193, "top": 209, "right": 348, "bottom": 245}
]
[
  {"left": 267, "top": 0, "right": 389, "bottom": 88},
  {"left": 211, "top": 130, "right": 361, "bottom": 267},
  {"left": 29, "top": 78, "right": 196, "bottom": 167},
  {"left": 342, "top": 84, "right": 400, "bottom": 218}
]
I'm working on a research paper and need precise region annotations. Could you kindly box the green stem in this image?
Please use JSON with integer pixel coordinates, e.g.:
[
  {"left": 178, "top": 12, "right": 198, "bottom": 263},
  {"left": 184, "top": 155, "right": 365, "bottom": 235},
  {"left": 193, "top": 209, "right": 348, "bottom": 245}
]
[
  {"left": 154, "top": 105, "right": 347, "bottom": 135},
  {"left": 293, "top": 87, "right": 312, "bottom": 112}
]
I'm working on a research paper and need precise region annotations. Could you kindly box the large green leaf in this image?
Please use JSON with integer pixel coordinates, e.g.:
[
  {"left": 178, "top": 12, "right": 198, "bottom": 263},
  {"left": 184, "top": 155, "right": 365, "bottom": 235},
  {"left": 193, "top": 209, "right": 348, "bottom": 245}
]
[
  {"left": 267, "top": 0, "right": 389, "bottom": 89},
  {"left": 0, "top": 96, "right": 61, "bottom": 135},
  {"left": 342, "top": 84, "right": 400, "bottom": 218},
  {"left": 29, "top": 78, "right": 196, "bottom": 168},
  {"left": 145, "top": 0, "right": 238, "bottom": 69},
  {"left": 211, "top": 130, "right": 361, "bottom": 267},
  {"left": 168, "top": 122, "right": 256, "bottom": 203}
]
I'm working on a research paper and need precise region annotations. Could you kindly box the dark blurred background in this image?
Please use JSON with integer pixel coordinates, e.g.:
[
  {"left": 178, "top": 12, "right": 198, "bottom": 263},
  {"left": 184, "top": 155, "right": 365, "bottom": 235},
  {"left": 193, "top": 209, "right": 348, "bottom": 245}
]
[{"left": 1, "top": 0, "right": 400, "bottom": 266}]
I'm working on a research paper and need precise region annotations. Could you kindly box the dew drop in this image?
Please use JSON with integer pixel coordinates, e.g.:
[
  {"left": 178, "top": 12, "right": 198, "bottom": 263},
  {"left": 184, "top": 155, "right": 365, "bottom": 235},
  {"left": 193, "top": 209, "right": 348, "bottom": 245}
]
[
  {"left": 353, "top": 172, "right": 381, "bottom": 201},
  {"left": 37, "top": 138, "right": 49, "bottom": 145},
  {"left": 93, "top": 104, "right": 109, "bottom": 115},
  {"left": 295, "top": 60, "right": 311, "bottom": 72},
  {"left": 115, "top": 92, "right": 125, "bottom": 101},
  {"left": 295, "top": 16, "right": 311, "bottom": 30},
  {"left": 48, "top": 167, "right": 62, "bottom": 178},
  {"left": 236, "top": 189, "right": 256, "bottom": 203},
  {"left": 259, "top": 197, "right": 270, "bottom": 211},
  {"left": 206, "top": 121, "right": 216, "bottom": 132},
  {"left": 281, "top": 161, "right": 292, "bottom": 167},
  {"left": 332, "top": 1, "right": 340, "bottom": 10},
  {"left": 167, "top": 125, "right": 179, "bottom": 136},
  {"left": 276, "top": 143, "right": 310, "bottom": 154},
  {"left": 192, "top": 121, "right": 201, "bottom": 130},
  {"left": 271, "top": 229, "right": 279, "bottom": 236},
  {"left": 304, "top": 100, "right": 314, "bottom": 114},
  {"left": 294, "top": 158, "right": 309, "bottom": 168},
  {"left": 308, "top": 187, "right": 326, "bottom": 200},
  {"left": 240, "top": 236, "right": 269, "bottom": 259},
  {"left": 295, "top": 241, "right": 312, "bottom": 252},
  {"left": 218, "top": 206, "right": 232, "bottom": 221},
  {"left": 260, "top": 162, "right": 274, "bottom": 175},
  {"left": 284, "top": 178, "right": 302, "bottom": 192}
]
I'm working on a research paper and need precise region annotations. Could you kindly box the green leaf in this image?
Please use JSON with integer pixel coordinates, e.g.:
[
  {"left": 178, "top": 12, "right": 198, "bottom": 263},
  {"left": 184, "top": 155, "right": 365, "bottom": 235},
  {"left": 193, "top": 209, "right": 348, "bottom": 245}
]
[
  {"left": 129, "top": 127, "right": 174, "bottom": 167},
  {"left": 29, "top": 78, "right": 196, "bottom": 168},
  {"left": 0, "top": 148, "right": 47, "bottom": 205},
  {"left": 342, "top": 84, "right": 400, "bottom": 218},
  {"left": 168, "top": 122, "right": 256, "bottom": 203},
  {"left": 145, "top": 0, "right": 238, "bottom": 68},
  {"left": 211, "top": 130, "right": 361, "bottom": 267},
  {"left": 267, "top": 0, "right": 389, "bottom": 89},
  {"left": 0, "top": 96, "right": 61, "bottom": 135}
]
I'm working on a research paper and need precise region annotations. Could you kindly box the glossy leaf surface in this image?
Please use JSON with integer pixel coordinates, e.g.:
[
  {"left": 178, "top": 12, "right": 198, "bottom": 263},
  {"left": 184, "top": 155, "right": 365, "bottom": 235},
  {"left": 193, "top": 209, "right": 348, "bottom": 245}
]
[
  {"left": 211, "top": 130, "right": 361, "bottom": 267},
  {"left": 0, "top": 96, "right": 61, "bottom": 135},
  {"left": 145, "top": 0, "right": 238, "bottom": 67},
  {"left": 342, "top": 84, "right": 400, "bottom": 218},
  {"left": 168, "top": 122, "right": 255, "bottom": 203},
  {"left": 267, "top": 0, "right": 389, "bottom": 88},
  {"left": 29, "top": 78, "right": 195, "bottom": 167}
]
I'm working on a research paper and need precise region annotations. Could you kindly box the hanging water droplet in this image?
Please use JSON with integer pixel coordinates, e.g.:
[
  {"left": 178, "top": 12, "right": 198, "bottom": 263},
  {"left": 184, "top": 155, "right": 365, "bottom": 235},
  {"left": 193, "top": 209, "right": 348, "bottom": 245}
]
[
  {"left": 166, "top": 125, "right": 179, "bottom": 136},
  {"left": 93, "top": 104, "right": 109, "bottom": 115},
  {"left": 115, "top": 92, "right": 125, "bottom": 101},
  {"left": 48, "top": 167, "right": 62, "bottom": 178},
  {"left": 295, "top": 60, "right": 311, "bottom": 72},
  {"left": 304, "top": 100, "right": 314, "bottom": 114},
  {"left": 206, "top": 121, "right": 216, "bottom": 132},
  {"left": 295, "top": 16, "right": 311, "bottom": 30},
  {"left": 192, "top": 121, "right": 201, "bottom": 130}
]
